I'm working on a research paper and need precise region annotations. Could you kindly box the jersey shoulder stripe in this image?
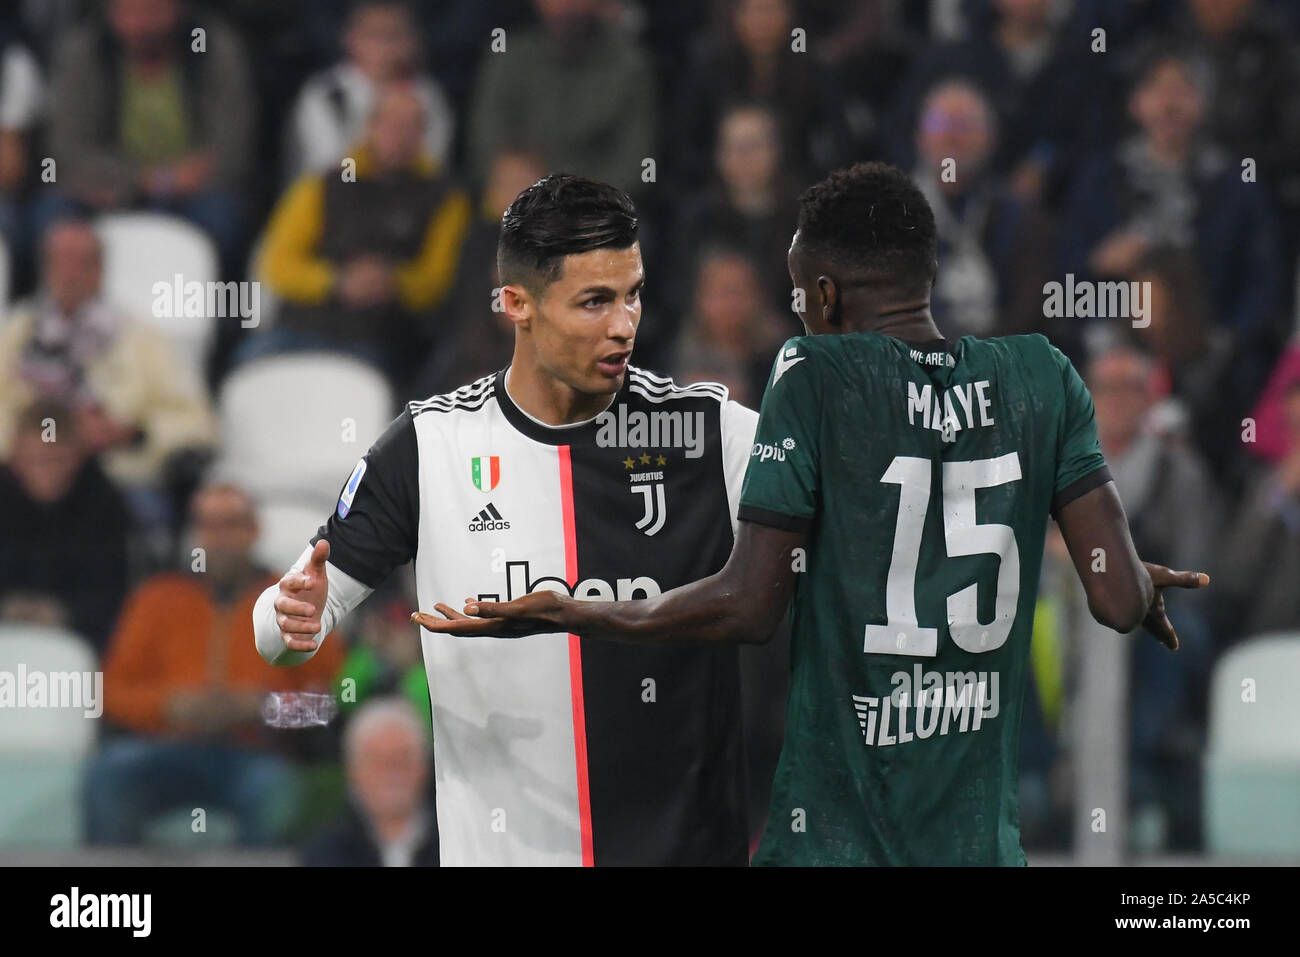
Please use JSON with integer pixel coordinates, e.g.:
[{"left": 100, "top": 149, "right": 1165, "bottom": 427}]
[
  {"left": 628, "top": 366, "right": 726, "bottom": 394},
  {"left": 627, "top": 366, "right": 728, "bottom": 403},
  {"left": 410, "top": 372, "right": 495, "bottom": 406},
  {"left": 410, "top": 373, "right": 498, "bottom": 416}
]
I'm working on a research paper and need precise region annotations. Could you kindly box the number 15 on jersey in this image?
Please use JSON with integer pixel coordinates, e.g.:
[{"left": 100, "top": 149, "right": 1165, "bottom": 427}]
[{"left": 864, "top": 452, "right": 1022, "bottom": 658}]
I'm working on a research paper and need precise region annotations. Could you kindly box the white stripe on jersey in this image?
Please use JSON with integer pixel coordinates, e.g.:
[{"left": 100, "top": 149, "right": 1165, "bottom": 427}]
[
  {"left": 628, "top": 368, "right": 727, "bottom": 401},
  {"left": 410, "top": 375, "right": 497, "bottom": 413},
  {"left": 413, "top": 401, "right": 583, "bottom": 866},
  {"left": 628, "top": 383, "right": 731, "bottom": 405}
]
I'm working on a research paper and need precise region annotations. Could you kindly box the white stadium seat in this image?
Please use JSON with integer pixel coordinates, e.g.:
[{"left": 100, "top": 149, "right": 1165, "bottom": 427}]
[
  {"left": 212, "top": 351, "right": 394, "bottom": 510},
  {"left": 94, "top": 211, "right": 220, "bottom": 376},
  {"left": 254, "top": 498, "right": 331, "bottom": 572},
  {"left": 1204, "top": 632, "right": 1300, "bottom": 860},
  {"left": 0, "top": 624, "right": 99, "bottom": 847},
  {"left": 245, "top": 233, "right": 279, "bottom": 330},
  {"left": 0, "top": 232, "right": 10, "bottom": 311}
]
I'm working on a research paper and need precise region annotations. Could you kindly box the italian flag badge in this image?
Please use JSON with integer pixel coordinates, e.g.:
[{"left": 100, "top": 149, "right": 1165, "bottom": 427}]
[{"left": 471, "top": 455, "right": 500, "bottom": 492}]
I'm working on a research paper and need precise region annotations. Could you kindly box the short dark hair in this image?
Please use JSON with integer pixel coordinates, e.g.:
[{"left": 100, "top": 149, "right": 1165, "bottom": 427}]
[
  {"left": 348, "top": 0, "right": 416, "bottom": 23},
  {"left": 1124, "top": 39, "right": 1204, "bottom": 97},
  {"left": 14, "top": 398, "right": 78, "bottom": 442},
  {"left": 796, "top": 161, "right": 937, "bottom": 287},
  {"left": 497, "top": 174, "right": 639, "bottom": 296}
]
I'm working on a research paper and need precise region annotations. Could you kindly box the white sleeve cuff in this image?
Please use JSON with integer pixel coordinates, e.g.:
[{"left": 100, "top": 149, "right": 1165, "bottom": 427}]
[{"left": 253, "top": 545, "right": 375, "bottom": 665}]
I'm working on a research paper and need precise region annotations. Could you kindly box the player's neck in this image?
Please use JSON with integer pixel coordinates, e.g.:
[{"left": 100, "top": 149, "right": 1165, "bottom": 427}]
[
  {"left": 846, "top": 309, "right": 944, "bottom": 344},
  {"left": 503, "top": 364, "right": 616, "bottom": 427}
]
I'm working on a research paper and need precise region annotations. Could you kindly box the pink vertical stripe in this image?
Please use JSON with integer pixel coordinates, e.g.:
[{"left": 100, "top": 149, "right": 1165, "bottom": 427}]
[{"left": 557, "top": 446, "right": 594, "bottom": 865}]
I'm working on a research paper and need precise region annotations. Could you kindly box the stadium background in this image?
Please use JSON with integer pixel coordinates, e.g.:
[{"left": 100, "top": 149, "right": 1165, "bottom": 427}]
[{"left": 0, "top": 0, "right": 1298, "bottom": 865}]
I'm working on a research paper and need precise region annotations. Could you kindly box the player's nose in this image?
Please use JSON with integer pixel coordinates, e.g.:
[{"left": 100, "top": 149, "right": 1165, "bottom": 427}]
[{"left": 609, "top": 304, "right": 637, "bottom": 341}]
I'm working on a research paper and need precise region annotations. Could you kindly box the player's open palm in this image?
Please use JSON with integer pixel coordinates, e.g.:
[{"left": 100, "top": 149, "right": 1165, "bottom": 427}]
[
  {"left": 1141, "top": 561, "right": 1209, "bottom": 652},
  {"left": 412, "top": 591, "right": 567, "bottom": 639},
  {"left": 275, "top": 539, "right": 330, "bottom": 652}
]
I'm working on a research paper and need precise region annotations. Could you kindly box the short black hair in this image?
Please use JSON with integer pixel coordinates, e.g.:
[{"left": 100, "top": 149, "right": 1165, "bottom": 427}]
[
  {"left": 15, "top": 398, "right": 78, "bottom": 441},
  {"left": 796, "top": 161, "right": 937, "bottom": 287},
  {"left": 348, "top": 0, "right": 416, "bottom": 23},
  {"left": 1124, "top": 39, "right": 1206, "bottom": 97},
  {"left": 497, "top": 174, "right": 639, "bottom": 296}
]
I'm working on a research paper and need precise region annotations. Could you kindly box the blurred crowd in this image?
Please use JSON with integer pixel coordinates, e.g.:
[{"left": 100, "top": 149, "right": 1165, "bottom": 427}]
[{"left": 2, "top": 0, "right": 1299, "bottom": 861}]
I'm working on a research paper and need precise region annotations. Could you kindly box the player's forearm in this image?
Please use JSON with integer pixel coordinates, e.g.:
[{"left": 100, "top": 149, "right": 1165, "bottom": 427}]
[
  {"left": 1057, "top": 481, "right": 1154, "bottom": 634},
  {"left": 559, "top": 521, "right": 802, "bottom": 644},
  {"left": 562, "top": 571, "right": 769, "bottom": 645}
]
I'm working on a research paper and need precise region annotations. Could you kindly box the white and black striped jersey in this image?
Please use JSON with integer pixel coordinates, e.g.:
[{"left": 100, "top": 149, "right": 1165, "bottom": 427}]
[{"left": 265, "top": 366, "right": 758, "bottom": 865}]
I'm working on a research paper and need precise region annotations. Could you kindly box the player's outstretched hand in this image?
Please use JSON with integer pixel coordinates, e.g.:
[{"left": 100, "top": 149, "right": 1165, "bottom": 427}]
[
  {"left": 1141, "top": 561, "right": 1209, "bottom": 652},
  {"left": 274, "top": 539, "right": 330, "bottom": 653},
  {"left": 411, "top": 591, "right": 569, "bottom": 639}
]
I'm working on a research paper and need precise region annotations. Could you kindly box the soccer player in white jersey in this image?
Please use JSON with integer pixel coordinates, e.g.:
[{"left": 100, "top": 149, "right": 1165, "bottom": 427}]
[{"left": 254, "top": 175, "right": 760, "bottom": 865}]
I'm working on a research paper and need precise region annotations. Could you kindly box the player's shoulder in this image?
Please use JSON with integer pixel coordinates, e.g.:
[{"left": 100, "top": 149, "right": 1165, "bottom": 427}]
[
  {"left": 762, "top": 334, "right": 833, "bottom": 386},
  {"left": 964, "top": 332, "right": 1068, "bottom": 372},
  {"left": 625, "top": 365, "right": 731, "bottom": 407},
  {"left": 778, "top": 331, "right": 906, "bottom": 362},
  {"left": 971, "top": 332, "right": 1058, "bottom": 357},
  {"left": 407, "top": 372, "right": 499, "bottom": 419},
  {"left": 771, "top": 331, "right": 913, "bottom": 377}
]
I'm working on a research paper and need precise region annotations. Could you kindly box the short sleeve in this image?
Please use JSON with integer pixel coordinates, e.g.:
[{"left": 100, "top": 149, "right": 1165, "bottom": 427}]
[
  {"left": 737, "top": 339, "right": 822, "bottom": 532},
  {"left": 311, "top": 407, "right": 420, "bottom": 587},
  {"left": 720, "top": 399, "right": 759, "bottom": 534},
  {"left": 1048, "top": 341, "right": 1110, "bottom": 514}
]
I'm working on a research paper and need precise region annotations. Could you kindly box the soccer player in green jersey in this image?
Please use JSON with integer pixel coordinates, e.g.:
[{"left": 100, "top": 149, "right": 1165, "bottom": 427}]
[{"left": 415, "top": 162, "right": 1209, "bottom": 865}]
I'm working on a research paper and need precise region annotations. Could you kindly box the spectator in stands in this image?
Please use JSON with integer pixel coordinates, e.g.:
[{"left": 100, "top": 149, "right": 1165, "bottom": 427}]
[
  {"left": 85, "top": 481, "right": 344, "bottom": 846},
  {"left": 1089, "top": 343, "right": 1219, "bottom": 598},
  {"left": 1240, "top": 343, "right": 1300, "bottom": 468},
  {"left": 1128, "top": 246, "right": 1242, "bottom": 483},
  {"left": 410, "top": 148, "right": 545, "bottom": 397},
  {"left": 1174, "top": 0, "right": 1300, "bottom": 302},
  {"left": 467, "top": 0, "right": 656, "bottom": 196},
  {"left": 0, "top": 399, "right": 130, "bottom": 654},
  {"left": 301, "top": 697, "right": 438, "bottom": 866},
  {"left": 1061, "top": 43, "right": 1283, "bottom": 387},
  {"left": 41, "top": 0, "right": 257, "bottom": 272},
  {"left": 285, "top": 0, "right": 454, "bottom": 182},
  {"left": 911, "top": 78, "right": 1063, "bottom": 349},
  {"left": 673, "top": 0, "right": 849, "bottom": 191},
  {"left": 0, "top": 29, "right": 42, "bottom": 285},
  {"left": 0, "top": 219, "right": 216, "bottom": 536},
  {"left": 1219, "top": 379, "right": 1300, "bottom": 640},
  {"left": 890, "top": 0, "right": 1102, "bottom": 207},
  {"left": 671, "top": 247, "right": 786, "bottom": 407},
  {"left": 799, "top": 0, "right": 910, "bottom": 153},
  {"left": 1088, "top": 341, "right": 1216, "bottom": 848},
  {"left": 662, "top": 103, "right": 798, "bottom": 355},
  {"left": 251, "top": 85, "right": 470, "bottom": 388},
  {"left": 423, "top": 0, "right": 535, "bottom": 113}
]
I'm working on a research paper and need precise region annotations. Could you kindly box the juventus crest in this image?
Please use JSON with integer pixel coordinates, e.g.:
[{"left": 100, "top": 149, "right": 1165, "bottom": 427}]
[{"left": 631, "top": 480, "right": 666, "bottom": 536}]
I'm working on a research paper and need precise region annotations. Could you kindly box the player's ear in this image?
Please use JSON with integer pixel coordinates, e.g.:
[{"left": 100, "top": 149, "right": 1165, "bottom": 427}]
[
  {"left": 499, "top": 284, "right": 534, "bottom": 330},
  {"left": 818, "top": 275, "right": 840, "bottom": 328}
]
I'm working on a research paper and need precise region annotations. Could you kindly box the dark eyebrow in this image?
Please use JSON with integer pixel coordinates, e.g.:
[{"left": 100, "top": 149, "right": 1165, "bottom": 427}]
[{"left": 575, "top": 277, "right": 644, "bottom": 298}]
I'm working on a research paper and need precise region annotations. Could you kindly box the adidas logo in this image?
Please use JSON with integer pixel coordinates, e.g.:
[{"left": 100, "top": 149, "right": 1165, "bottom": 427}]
[{"left": 468, "top": 502, "right": 510, "bottom": 532}]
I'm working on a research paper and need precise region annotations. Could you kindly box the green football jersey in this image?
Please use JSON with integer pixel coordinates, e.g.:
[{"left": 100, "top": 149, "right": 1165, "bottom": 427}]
[{"left": 738, "top": 331, "right": 1109, "bottom": 866}]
